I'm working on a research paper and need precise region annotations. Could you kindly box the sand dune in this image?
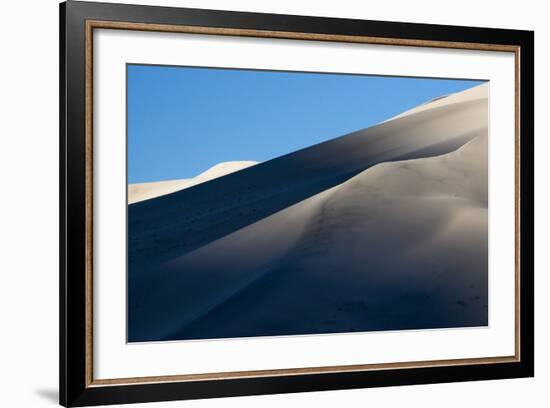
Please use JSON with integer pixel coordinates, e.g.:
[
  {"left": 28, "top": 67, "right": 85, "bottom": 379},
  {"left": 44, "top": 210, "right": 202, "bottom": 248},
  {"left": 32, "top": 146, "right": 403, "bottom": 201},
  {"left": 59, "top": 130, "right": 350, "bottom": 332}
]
[
  {"left": 128, "top": 161, "right": 257, "bottom": 204},
  {"left": 128, "top": 84, "right": 488, "bottom": 342},
  {"left": 128, "top": 84, "right": 488, "bottom": 274},
  {"left": 129, "top": 133, "right": 487, "bottom": 341}
]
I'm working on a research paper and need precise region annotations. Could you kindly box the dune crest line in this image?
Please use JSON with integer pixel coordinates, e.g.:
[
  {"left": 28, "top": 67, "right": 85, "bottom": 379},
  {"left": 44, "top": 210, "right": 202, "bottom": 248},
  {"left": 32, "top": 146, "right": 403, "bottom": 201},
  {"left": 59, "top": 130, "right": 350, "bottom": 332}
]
[{"left": 128, "top": 84, "right": 488, "bottom": 272}]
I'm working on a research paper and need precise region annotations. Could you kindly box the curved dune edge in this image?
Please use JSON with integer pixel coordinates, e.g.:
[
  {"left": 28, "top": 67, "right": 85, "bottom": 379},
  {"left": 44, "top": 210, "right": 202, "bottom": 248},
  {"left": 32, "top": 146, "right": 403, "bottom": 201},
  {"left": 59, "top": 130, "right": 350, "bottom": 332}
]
[
  {"left": 128, "top": 161, "right": 258, "bottom": 204},
  {"left": 129, "top": 84, "right": 487, "bottom": 204},
  {"left": 130, "top": 132, "right": 488, "bottom": 341}
]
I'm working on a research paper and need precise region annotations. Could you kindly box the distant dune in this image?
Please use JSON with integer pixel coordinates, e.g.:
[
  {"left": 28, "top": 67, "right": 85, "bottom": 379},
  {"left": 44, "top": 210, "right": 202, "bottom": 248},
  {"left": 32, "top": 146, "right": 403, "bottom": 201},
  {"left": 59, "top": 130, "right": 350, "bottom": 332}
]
[
  {"left": 128, "top": 84, "right": 488, "bottom": 342},
  {"left": 128, "top": 161, "right": 257, "bottom": 204}
]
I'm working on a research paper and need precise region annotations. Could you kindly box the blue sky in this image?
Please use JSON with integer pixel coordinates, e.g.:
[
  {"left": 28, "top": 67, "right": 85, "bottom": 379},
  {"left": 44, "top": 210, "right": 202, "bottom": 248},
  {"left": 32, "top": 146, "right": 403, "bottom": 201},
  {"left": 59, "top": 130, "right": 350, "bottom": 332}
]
[{"left": 127, "top": 65, "right": 483, "bottom": 183}]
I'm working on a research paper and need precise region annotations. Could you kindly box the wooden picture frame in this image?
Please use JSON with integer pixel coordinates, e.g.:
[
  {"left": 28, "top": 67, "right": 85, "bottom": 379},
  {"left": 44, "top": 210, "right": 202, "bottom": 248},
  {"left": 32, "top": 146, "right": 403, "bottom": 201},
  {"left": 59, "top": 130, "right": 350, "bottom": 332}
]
[{"left": 60, "top": 1, "right": 534, "bottom": 406}]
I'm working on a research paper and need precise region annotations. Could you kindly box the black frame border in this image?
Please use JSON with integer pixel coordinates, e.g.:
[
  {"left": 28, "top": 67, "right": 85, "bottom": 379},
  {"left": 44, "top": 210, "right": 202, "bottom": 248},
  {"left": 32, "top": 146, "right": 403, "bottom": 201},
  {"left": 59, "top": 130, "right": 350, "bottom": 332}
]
[{"left": 60, "top": 1, "right": 534, "bottom": 406}]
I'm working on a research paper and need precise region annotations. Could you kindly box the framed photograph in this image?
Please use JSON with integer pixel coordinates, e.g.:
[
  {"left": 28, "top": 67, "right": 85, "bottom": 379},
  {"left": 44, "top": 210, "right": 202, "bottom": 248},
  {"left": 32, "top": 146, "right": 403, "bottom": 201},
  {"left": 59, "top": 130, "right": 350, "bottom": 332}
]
[{"left": 60, "top": 1, "right": 534, "bottom": 406}]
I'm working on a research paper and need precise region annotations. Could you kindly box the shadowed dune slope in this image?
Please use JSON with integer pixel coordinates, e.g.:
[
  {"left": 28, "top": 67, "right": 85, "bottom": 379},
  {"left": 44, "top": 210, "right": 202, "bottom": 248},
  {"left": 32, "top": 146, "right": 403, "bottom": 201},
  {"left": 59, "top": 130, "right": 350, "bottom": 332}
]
[
  {"left": 128, "top": 84, "right": 489, "bottom": 342},
  {"left": 128, "top": 84, "right": 488, "bottom": 272},
  {"left": 129, "top": 133, "right": 488, "bottom": 341}
]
